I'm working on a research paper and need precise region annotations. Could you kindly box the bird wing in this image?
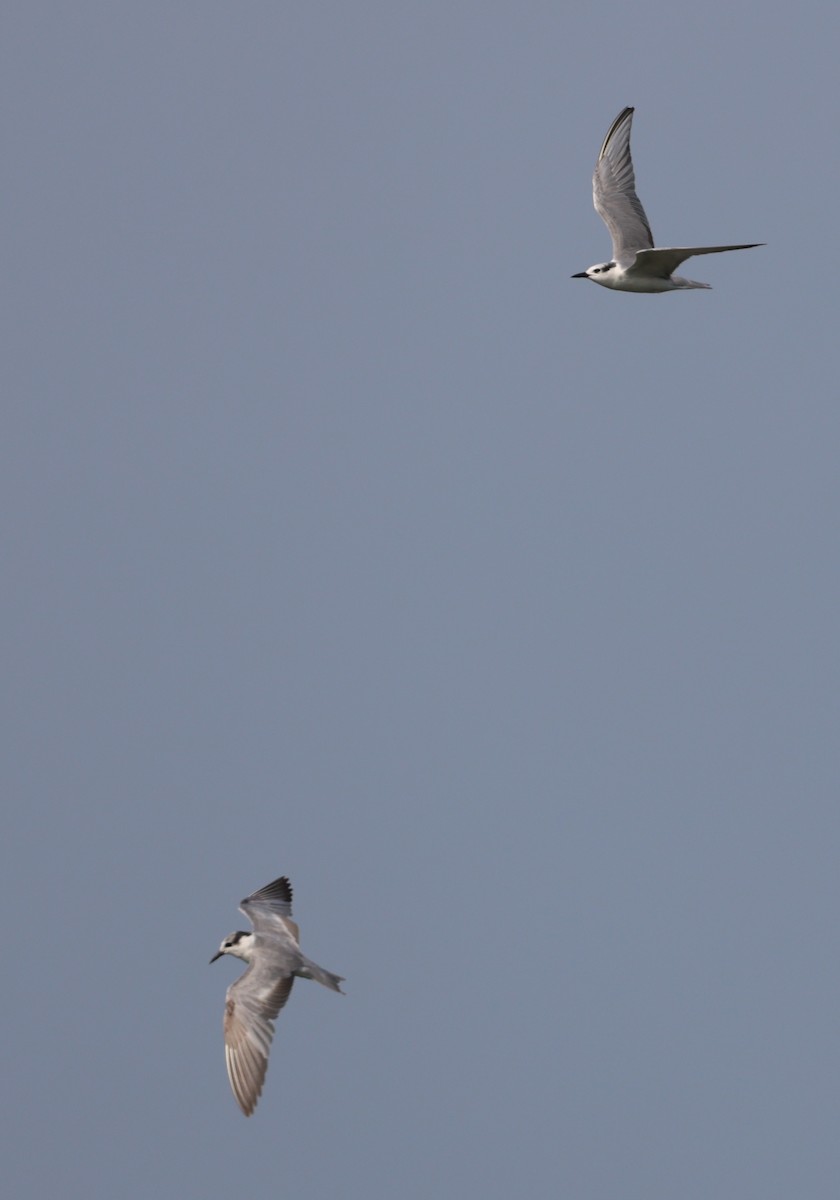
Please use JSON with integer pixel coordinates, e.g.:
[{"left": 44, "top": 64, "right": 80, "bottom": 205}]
[
  {"left": 240, "top": 875, "right": 300, "bottom": 939},
  {"left": 625, "top": 244, "right": 764, "bottom": 279},
  {"left": 223, "top": 967, "right": 295, "bottom": 1116},
  {"left": 593, "top": 106, "right": 654, "bottom": 260}
]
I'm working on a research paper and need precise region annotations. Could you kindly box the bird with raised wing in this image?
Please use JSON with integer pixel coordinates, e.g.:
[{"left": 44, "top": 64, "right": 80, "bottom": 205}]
[
  {"left": 210, "top": 874, "right": 344, "bottom": 1116},
  {"left": 572, "top": 107, "right": 762, "bottom": 292}
]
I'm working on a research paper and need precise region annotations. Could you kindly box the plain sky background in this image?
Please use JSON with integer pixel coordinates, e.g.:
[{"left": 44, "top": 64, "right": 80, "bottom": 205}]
[{"left": 3, "top": 2, "right": 839, "bottom": 1197}]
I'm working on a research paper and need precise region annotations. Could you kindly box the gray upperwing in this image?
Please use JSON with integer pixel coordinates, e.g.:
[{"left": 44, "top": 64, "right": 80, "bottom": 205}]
[
  {"left": 593, "top": 107, "right": 654, "bottom": 259},
  {"left": 240, "top": 874, "right": 295, "bottom": 932},
  {"left": 627, "top": 244, "right": 764, "bottom": 278},
  {"left": 228, "top": 965, "right": 295, "bottom": 1024},
  {"left": 223, "top": 971, "right": 295, "bottom": 1117}
]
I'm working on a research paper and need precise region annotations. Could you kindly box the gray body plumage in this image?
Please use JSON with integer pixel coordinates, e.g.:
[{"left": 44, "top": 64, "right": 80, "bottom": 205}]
[
  {"left": 573, "top": 106, "right": 762, "bottom": 292},
  {"left": 210, "top": 875, "right": 344, "bottom": 1116}
]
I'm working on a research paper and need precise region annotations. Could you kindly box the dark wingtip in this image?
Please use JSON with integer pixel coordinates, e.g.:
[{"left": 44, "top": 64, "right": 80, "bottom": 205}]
[
  {"left": 598, "top": 106, "right": 636, "bottom": 160},
  {"left": 243, "top": 874, "right": 294, "bottom": 908}
]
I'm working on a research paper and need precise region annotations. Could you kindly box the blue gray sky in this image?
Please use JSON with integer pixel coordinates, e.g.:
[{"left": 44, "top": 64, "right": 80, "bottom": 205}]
[{"left": 3, "top": 3, "right": 839, "bottom": 1198}]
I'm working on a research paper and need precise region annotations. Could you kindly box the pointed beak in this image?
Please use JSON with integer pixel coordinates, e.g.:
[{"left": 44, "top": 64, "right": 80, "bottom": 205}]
[
  {"left": 209, "top": 950, "right": 223, "bottom": 964},
  {"left": 571, "top": 271, "right": 589, "bottom": 279}
]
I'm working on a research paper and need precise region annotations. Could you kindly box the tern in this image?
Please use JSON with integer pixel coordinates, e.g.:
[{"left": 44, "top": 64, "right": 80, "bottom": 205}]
[
  {"left": 210, "top": 874, "right": 344, "bottom": 1116},
  {"left": 572, "top": 107, "right": 763, "bottom": 292}
]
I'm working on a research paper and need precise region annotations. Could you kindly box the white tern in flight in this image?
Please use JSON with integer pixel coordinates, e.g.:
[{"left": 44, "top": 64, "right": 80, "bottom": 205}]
[
  {"left": 572, "top": 107, "right": 762, "bottom": 292},
  {"left": 210, "top": 874, "right": 344, "bottom": 1116}
]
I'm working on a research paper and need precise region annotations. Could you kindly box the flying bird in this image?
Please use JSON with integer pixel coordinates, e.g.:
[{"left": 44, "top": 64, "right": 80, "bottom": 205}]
[
  {"left": 210, "top": 874, "right": 344, "bottom": 1115},
  {"left": 572, "top": 106, "right": 763, "bottom": 292}
]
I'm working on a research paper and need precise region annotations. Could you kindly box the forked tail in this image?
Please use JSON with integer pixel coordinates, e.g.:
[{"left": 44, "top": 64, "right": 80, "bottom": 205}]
[{"left": 300, "top": 955, "right": 345, "bottom": 993}]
